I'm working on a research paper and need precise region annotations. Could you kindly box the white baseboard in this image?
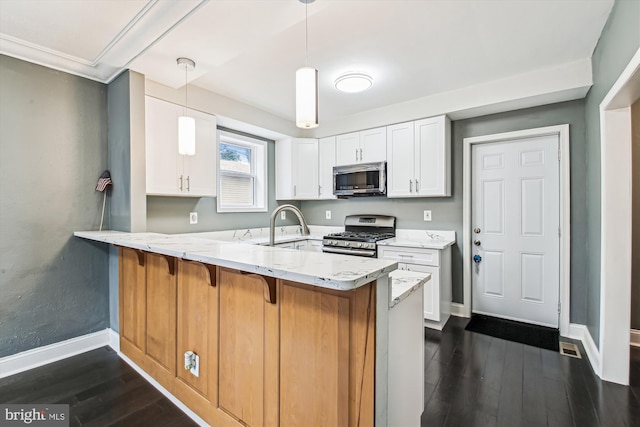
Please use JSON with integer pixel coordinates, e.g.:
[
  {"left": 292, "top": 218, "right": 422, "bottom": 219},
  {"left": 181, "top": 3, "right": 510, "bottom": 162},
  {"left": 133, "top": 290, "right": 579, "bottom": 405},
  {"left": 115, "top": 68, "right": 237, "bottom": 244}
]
[
  {"left": 567, "top": 323, "right": 601, "bottom": 376},
  {"left": 117, "top": 351, "right": 208, "bottom": 426},
  {"left": 450, "top": 302, "right": 468, "bottom": 318},
  {"left": 108, "top": 328, "right": 120, "bottom": 352},
  {"left": 0, "top": 329, "right": 110, "bottom": 379},
  {"left": 631, "top": 329, "right": 640, "bottom": 348}
]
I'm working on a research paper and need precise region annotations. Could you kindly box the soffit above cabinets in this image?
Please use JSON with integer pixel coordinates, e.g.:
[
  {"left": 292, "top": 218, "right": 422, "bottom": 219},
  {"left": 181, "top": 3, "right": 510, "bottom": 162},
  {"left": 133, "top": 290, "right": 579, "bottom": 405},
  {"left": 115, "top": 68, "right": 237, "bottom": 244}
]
[{"left": 0, "top": 0, "right": 614, "bottom": 126}]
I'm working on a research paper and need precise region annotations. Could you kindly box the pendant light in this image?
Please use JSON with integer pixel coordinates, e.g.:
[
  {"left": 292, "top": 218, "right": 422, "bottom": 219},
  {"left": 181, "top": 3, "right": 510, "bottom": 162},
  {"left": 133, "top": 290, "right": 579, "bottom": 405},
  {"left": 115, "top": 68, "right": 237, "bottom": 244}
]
[
  {"left": 296, "top": 0, "right": 318, "bottom": 129},
  {"left": 177, "top": 57, "right": 196, "bottom": 156}
]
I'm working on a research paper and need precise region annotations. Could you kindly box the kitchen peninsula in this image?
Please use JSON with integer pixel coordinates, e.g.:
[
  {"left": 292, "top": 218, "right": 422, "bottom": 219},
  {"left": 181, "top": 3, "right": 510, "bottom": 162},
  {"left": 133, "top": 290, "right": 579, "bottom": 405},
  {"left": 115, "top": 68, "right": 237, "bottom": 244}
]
[{"left": 75, "top": 230, "right": 429, "bottom": 427}]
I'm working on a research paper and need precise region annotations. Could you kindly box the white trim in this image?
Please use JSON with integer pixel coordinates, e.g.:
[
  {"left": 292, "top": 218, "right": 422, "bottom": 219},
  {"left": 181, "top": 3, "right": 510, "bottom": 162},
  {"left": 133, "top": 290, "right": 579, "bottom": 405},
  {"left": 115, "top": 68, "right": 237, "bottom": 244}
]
[
  {"left": 567, "top": 323, "right": 602, "bottom": 376},
  {"left": 0, "top": 330, "right": 110, "bottom": 379},
  {"left": 598, "top": 47, "right": 640, "bottom": 386},
  {"left": 462, "top": 124, "right": 571, "bottom": 336},
  {"left": 631, "top": 330, "right": 640, "bottom": 348},
  {"left": 109, "top": 328, "right": 120, "bottom": 353},
  {"left": 450, "top": 302, "right": 468, "bottom": 318},
  {"left": 117, "top": 352, "right": 209, "bottom": 427}
]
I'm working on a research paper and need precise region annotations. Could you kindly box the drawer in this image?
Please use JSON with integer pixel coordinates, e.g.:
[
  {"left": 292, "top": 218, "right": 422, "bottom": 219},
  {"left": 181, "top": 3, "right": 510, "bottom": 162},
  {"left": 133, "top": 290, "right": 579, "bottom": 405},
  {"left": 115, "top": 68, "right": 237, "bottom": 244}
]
[{"left": 378, "top": 246, "right": 440, "bottom": 266}]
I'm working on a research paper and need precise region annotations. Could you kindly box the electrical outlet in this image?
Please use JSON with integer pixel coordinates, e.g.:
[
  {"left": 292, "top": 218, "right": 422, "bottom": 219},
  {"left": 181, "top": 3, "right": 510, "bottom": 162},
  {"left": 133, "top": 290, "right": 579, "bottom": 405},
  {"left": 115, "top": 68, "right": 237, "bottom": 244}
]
[
  {"left": 325, "top": 210, "right": 331, "bottom": 220},
  {"left": 423, "top": 210, "right": 432, "bottom": 221},
  {"left": 280, "top": 211, "right": 286, "bottom": 220},
  {"left": 190, "top": 353, "right": 200, "bottom": 377},
  {"left": 189, "top": 212, "right": 198, "bottom": 224}
]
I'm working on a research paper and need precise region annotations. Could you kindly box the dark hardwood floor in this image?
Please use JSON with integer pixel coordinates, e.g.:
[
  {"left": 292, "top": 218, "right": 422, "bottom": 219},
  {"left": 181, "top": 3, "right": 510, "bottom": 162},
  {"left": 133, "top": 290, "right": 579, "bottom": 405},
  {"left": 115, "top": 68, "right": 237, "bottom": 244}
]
[
  {"left": 422, "top": 317, "right": 640, "bottom": 427},
  {"left": 0, "top": 347, "right": 197, "bottom": 427},
  {"left": 1, "top": 319, "right": 638, "bottom": 427}
]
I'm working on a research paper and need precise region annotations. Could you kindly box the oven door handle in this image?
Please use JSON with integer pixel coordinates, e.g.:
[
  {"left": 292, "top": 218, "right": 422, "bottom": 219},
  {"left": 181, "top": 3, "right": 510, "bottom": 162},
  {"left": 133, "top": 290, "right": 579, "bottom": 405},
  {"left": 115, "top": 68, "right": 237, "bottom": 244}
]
[{"left": 322, "top": 247, "right": 377, "bottom": 257}]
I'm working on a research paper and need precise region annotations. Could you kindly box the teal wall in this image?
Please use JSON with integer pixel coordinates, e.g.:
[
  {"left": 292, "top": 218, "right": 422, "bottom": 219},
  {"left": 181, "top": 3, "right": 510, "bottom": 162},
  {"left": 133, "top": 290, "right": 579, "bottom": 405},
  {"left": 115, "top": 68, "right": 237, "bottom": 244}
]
[
  {"left": 302, "top": 100, "right": 588, "bottom": 323},
  {"left": 583, "top": 0, "right": 640, "bottom": 345},
  {"left": 0, "top": 55, "right": 110, "bottom": 356}
]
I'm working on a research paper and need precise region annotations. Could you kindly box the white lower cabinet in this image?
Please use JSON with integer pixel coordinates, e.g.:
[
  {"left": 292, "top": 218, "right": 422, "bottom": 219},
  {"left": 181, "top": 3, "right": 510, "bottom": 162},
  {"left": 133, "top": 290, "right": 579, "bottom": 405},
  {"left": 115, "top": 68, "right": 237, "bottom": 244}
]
[{"left": 378, "top": 245, "right": 452, "bottom": 330}]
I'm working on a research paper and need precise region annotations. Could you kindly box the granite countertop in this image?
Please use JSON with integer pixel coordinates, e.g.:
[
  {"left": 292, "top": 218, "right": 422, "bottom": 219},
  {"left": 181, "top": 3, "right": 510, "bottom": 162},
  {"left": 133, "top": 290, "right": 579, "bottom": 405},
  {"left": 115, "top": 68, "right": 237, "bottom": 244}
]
[
  {"left": 74, "top": 231, "right": 397, "bottom": 292},
  {"left": 377, "top": 229, "right": 456, "bottom": 250},
  {"left": 388, "top": 270, "right": 431, "bottom": 309}
]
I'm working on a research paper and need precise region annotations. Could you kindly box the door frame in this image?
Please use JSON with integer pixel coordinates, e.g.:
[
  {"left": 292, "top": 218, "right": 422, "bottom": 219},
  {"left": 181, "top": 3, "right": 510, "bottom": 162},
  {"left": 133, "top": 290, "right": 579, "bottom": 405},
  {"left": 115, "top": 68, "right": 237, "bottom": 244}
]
[
  {"left": 462, "top": 124, "right": 571, "bottom": 336},
  {"left": 598, "top": 47, "right": 640, "bottom": 385}
]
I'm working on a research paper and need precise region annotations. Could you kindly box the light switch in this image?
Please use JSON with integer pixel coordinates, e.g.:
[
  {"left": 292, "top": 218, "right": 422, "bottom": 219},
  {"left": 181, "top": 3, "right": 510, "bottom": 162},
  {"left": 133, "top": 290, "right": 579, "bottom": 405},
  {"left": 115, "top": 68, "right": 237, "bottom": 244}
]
[
  {"left": 325, "top": 210, "right": 331, "bottom": 220},
  {"left": 423, "top": 210, "right": 432, "bottom": 221},
  {"left": 280, "top": 211, "right": 286, "bottom": 220}
]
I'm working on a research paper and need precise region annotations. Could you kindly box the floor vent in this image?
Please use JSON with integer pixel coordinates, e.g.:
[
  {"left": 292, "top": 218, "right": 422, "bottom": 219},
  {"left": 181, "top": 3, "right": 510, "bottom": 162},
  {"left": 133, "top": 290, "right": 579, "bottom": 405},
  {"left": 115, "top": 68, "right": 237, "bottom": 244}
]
[{"left": 559, "top": 342, "right": 582, "bottom": 359}]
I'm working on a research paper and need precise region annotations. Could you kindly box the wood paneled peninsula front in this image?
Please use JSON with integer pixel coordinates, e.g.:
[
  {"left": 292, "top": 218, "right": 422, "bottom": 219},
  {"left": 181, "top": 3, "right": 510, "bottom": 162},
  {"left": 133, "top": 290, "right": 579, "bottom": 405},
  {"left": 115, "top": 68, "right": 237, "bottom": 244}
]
[{"left": 75, "top": 231, "right": 429, "bottom": 427}]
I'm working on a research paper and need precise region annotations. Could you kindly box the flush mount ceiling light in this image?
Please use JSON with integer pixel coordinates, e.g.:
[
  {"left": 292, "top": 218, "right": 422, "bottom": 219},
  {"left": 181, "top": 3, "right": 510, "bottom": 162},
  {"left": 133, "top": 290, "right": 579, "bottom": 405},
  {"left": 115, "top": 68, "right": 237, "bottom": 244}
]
[
  {"left": 335, "top": 73, "right": 373, "bottom": 93},
  {"left": 177, "top": 57, "right": 196, "bottom": 156},
  {"left": 296, "top": 0, "right": 318, "bottom": 129}
]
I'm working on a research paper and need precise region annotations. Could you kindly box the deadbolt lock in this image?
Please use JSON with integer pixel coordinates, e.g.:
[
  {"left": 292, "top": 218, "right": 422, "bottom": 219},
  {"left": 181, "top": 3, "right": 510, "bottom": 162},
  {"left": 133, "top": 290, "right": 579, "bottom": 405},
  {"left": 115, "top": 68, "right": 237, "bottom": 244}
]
[
  {"left": 474, "top": 240, "right": 481, "bottom": 246},
  {"left": 473, "top": 227, "right": 481, "bottom": 234}
]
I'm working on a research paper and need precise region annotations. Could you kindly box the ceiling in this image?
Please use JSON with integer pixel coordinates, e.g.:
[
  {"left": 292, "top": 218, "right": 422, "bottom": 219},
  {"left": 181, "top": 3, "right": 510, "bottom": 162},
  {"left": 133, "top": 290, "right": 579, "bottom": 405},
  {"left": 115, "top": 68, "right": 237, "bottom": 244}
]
[{"left": 0, "top": 0, "right": 614, "bottom": 129}]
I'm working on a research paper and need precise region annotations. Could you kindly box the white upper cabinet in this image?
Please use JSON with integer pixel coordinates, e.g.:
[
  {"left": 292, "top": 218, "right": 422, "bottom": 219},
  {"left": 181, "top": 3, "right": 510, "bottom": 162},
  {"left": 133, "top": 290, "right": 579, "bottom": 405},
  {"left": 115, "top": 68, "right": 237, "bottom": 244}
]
[
  {"left": 335, "top": 126, "right": 386, "bottom": 166},
  {"left": 318, "top": 136, "right": 337, "bottom": 199},
  {"left": 276, "top": 138, "right": 319, "bottom": 200},
  {"left": 145, "top": 96, "right": 217, "bottom": 197},
  {"left": 292, "top": 138, "right": 319, "bottom": 199},
  {"left": 277, "top": 136, "right": 336, "bottom": 200},
  {"left": 386, "top": 122, "right": 415, "bottom": 197},
  {"left": 387, "top": 115, "right": 451, "bottom": 198}
]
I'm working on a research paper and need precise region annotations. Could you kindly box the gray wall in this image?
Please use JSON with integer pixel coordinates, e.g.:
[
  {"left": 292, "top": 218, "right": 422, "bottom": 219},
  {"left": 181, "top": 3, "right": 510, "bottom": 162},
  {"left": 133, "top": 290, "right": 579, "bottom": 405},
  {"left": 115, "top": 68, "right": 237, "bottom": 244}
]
[
  {"left": 583, "top": 0, "right": 640, "bottom": 345},
  {"left": 146, "top": 138, "right": 300, "bottom": 234},
  {"left": 302, "top": 99, "right": 588, "bottom": 324},
  {"left": 0, "top": 55, "right": 109, "bottom": 357}
]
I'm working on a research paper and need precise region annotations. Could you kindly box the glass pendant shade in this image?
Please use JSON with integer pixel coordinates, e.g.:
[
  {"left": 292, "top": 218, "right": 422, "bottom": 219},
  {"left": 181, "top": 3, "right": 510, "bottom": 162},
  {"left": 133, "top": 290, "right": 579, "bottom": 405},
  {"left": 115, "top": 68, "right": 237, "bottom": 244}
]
[
  {"left": 178, "top": 115, "right": 196, "bottom": 156},
  {"left": 296, "top": 66, "right": 319, "bottom": 129}
]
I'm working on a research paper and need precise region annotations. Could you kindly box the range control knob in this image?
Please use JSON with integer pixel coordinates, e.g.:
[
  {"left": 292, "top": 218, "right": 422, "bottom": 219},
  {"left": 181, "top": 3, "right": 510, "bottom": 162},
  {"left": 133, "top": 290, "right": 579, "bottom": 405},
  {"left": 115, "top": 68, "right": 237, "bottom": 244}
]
[{"left": 355, "top": 242, "right": 363, "bottom": 248}]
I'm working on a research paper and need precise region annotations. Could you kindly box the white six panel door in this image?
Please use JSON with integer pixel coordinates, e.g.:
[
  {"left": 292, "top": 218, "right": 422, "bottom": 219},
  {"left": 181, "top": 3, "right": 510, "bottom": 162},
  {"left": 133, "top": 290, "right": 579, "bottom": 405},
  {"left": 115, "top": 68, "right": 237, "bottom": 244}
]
[{"left": 471, "top": 135, "right": 560, "bottom": 327}]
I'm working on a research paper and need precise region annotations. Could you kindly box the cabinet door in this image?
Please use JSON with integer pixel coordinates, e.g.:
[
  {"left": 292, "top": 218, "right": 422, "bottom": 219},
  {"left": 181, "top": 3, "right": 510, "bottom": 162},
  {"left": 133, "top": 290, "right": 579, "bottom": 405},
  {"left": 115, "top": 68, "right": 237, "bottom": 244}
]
[
  {"left": 176, "top": 261, "right": 216, "bottom": 399},
  {"left": 184, "top": 109, "right": 217, "bottom": 197},
  {"left": 386, "top": 122, "right": 415, "bottom": 197},
  {"left": 279, "top": 281, "right": 375, "bottom": 427},
  {"left": 335, "top": 132, "right": 361, "bottom": 166},
  {"left": 119, "top": 248, "right": 146, "bottom": 355},
  {"left": 360, "top": 127, "right": 386, "bottom": 163},
  {"left": 145, "top": 96, "right": 181, "bottom": 195},
  {"left": 415, "top": 116, "right": 451, "bottom": 197},
  {"left": 213, "top": 268, "right": 278, "bottom": 427},
  {"left": 145, "top": 253, "right": 177, "bottom": 377},
  {"left": 318, "top": 136, "right": 336, "bottom": 199},
  {"left": 404, "top": 263, "right": 440, "bottom": 321},
  {"left": 292, "top": 138, "right": 319, "bottom": 199}
]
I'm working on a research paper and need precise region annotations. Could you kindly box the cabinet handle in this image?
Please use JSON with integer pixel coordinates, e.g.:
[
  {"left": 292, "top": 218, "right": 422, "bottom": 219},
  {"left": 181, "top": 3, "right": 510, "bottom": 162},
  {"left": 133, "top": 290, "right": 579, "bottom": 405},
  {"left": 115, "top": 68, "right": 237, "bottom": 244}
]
[
  {"left": 409, "top": 179, "right": 413, "bottom": 193},
  {"left": 359, "top": 148, "right": 363, "bottom": 161},
  {"left": 355, "top": 148, "right": 358, "bottom": 162},
  {"left": 186, "top": 176, "right": 190, "bottom": 192},
  {"left": 179, "top": 175, "right": 184, "bottom": 192},
  {"left": 318, "top": 185, "right": 321, "bottom": 197},
  {"left": 415, "top": 179, "right": 419, "bottom": 193},
  {"left": 293, "top": 185, "right": 297, "bottom": 197}
]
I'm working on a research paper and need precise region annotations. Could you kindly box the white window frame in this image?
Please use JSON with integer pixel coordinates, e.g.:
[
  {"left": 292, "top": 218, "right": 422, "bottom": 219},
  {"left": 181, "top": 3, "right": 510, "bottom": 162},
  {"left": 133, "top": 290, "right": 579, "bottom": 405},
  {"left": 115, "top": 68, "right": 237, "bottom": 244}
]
[{"left": 216, "top": 130, "right": 267, "bottom": 213}]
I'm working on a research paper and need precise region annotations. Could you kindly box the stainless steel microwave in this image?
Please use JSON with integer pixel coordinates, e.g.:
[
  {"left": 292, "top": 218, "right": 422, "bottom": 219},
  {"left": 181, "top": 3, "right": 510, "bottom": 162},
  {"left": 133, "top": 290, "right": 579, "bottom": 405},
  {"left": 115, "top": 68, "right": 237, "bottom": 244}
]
[{"left": 333, "top": 161, "right": 387, "bottom": 197}]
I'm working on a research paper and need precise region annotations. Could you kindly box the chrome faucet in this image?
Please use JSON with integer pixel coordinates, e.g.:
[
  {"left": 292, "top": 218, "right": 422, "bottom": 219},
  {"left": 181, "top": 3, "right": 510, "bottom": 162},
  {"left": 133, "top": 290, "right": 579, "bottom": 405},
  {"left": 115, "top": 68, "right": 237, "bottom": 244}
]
[{"left": 269, "top": 204, "right": 310, "bottom": 246}]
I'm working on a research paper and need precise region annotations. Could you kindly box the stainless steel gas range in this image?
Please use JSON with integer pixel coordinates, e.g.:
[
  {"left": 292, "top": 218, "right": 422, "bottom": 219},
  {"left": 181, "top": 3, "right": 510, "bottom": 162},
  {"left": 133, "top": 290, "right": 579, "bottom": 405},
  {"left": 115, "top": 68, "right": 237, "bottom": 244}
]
[{"left": 322, "top": 215, "right": 396, "bottom": 257}]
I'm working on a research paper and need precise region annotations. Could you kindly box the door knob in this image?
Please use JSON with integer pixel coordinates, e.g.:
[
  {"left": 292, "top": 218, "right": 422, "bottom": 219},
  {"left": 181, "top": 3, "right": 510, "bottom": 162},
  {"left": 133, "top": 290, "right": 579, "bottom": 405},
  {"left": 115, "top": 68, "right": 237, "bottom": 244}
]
[
  {"left": 473, "top": 254, "right": 482, "bottom": 264},
  {"left": 473, "top": 227, "right": 481, "bottom": 234},
  {"left": 474, "top": 240, "right": 481, "bottom": 246}
]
